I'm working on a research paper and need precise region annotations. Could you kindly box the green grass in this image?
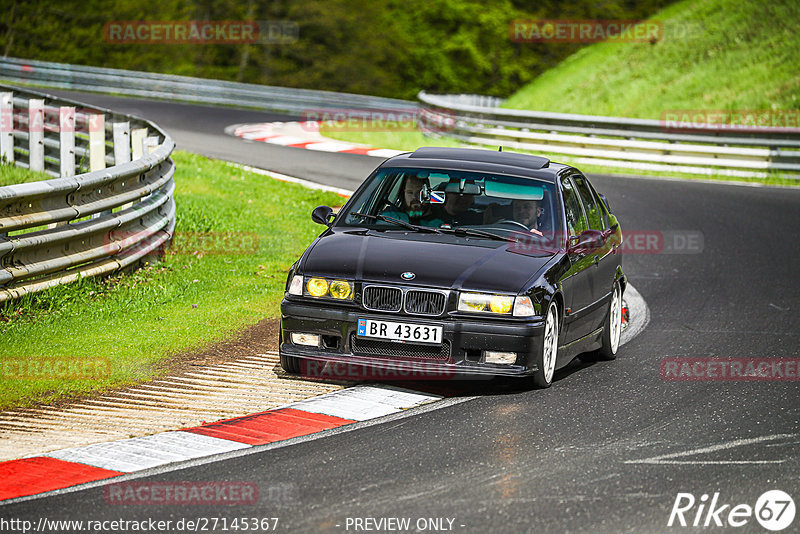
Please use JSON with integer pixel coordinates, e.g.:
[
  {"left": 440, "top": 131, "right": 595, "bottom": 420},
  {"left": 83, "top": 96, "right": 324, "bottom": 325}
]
[
  {"left": 0, "top": 162, "right": 51, "bottom": 186},
  {"left": 0, "top": 151, "right": 345, "bottom": 409},
  {"left": 502, "top": 0, "right": 800, "bottom": 117}
]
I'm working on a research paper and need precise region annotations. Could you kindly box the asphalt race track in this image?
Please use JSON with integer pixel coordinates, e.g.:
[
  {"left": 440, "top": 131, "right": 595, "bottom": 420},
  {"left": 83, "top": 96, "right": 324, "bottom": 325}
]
[
  {"left": 42, "top": 90, "right": 380, "bottom": 191},
  {"left": 4, "top": 91, "right": 800, "bottom": 533}
]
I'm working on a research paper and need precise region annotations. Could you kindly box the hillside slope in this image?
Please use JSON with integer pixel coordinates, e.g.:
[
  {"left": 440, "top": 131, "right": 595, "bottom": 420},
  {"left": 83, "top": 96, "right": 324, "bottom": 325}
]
[{"left": 503, "top": 0, "right": 800, "bottom": 118}]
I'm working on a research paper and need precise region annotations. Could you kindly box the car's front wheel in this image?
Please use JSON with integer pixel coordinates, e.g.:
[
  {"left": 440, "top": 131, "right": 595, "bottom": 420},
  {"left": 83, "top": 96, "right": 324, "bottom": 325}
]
[
  {"left": 279, "top": 331, "right": 301, "bottom": 373},
  {"left": 596, "top": 281, "right": 622, "bottom": 360},
  {"left": 280, "top": 353, "right": 300, "bottom": 374},
  {"left": 531, "top": 301, "right": 559, "bottom": 388}
]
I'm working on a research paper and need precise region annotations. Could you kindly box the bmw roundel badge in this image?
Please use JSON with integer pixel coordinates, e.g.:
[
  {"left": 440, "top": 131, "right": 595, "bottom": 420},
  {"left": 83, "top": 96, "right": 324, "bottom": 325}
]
[{"left": 401, "top": 271, "right": 416, "bottom": 280}]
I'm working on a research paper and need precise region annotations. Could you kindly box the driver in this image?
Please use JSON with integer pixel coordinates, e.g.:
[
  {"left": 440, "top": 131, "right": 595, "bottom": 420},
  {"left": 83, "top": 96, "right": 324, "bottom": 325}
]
[
  {"left": 484, "top": 199, "right": 544, "bottom": 235},
  {"left": 512, "top": 199, "right": 543, "bottom": 235}
]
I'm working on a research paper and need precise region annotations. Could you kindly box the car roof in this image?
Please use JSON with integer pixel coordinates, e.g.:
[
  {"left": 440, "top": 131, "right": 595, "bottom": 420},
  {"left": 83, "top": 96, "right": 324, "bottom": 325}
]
[{"left": 381, "top": 147, "right": 572, "bottom": 183}]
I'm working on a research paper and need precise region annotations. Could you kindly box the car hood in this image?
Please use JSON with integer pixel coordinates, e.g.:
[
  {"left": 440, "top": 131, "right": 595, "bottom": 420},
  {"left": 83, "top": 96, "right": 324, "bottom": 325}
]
[{"left": 301, "top": 230, "right": 555, "bottom": 294}]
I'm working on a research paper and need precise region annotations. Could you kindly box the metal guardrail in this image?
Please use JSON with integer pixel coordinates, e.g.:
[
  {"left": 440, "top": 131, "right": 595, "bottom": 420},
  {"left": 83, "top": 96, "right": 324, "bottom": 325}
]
[
  {"left": 0, "top": 84, "right": 176, "bottom": 303},
  {"left": 0, "top": 56, "right": 417, "bottom": 114},
  {"left": 418, "top": 92, "right": 800, "bottom": 179},
  {"left": 4, "top": 57, "right": 797, "bottom": 179}
]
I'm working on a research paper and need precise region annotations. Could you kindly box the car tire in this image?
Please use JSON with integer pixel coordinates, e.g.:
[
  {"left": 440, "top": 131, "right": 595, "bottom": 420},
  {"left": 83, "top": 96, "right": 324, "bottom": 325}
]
[
  {"left": 280, "top": 353, "right": 300, "bottom": 374},
  {"left": 531, "top": 301, "right": 559, "bottom": 388},
  {"left": 279, "top": 331, "right": 301, "bottom": 374},
  {"left": 595, "top": 281, "right": 622, "bottom": 361}
]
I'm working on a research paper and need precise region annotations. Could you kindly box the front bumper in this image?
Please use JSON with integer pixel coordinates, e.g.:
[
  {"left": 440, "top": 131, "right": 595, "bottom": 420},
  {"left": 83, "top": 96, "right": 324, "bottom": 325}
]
[{"left": 280, "top": 299, "right": 546, "bottom": 380}]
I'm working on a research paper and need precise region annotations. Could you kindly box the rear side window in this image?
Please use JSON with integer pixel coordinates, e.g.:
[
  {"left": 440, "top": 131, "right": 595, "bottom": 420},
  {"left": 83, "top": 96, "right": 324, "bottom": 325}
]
[
  {"left": 572, "top": 174, "right": 607, "bottom": 230},
  {"left": 560, "top": 176, "right": 588, "bottom": 237}
]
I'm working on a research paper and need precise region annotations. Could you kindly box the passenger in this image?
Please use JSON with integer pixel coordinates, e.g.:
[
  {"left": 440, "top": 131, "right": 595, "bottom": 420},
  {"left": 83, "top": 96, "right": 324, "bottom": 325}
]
[{"left": 381, "top": 175, "right": 443, "bottom": 227}]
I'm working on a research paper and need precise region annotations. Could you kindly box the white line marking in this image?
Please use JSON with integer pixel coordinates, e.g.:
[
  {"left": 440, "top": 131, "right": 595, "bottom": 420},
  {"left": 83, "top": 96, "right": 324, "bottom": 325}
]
[
  {"left": 625, "top": 433, "right": 796, "bottom": 465},
  {"left": 239, "top": 132, "right": 274, "bottom": 140},
  {"left": 260, "top": 135, "right": 308, "bottom": 146},
  {"left": 302, "top": 141, "right": 365, "bottom": 152},
  {"left": 769, "top": 303, "right": 790, "bottom": 311},
  {"left": 225, "top": 162, "right": 353, "bottom": 196},
  {"left": 365, "top": 148, "right": 406, "bottom": 158},
  {"left": 634, "top": 460, "right": 787, "bottom": 465}
]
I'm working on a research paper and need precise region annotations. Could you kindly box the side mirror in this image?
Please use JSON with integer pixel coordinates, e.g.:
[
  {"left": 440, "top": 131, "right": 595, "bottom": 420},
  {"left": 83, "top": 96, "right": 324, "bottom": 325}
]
[
  {"left": 569, "top": 229, "right": 604, "bottom": 254},
  {"left": 311, "top": 205, "right": 334, "bottom": 226},
  {"left": 602, "top": 223, "right": 619, "bottom": 240}
]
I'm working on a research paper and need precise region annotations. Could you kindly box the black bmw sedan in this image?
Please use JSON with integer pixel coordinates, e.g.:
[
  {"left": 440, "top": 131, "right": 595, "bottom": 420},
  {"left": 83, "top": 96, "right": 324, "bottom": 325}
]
[{"left": 280, "top": 147, "right": 625, "bottom": 387}]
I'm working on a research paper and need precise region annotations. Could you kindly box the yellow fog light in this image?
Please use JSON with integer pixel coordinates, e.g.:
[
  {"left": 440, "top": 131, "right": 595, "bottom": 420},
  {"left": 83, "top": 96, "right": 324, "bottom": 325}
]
[
  {"left": 489, "top": 295, "right": 513, "bottom": 314},
  {"left": 458, "top": 293, "right": 488, "bottom": 312},
  {"left": 307, "top": 277, "right": 329, "bottom": 297},
  {"left": 463, "top": 301, "right": 486, "bottom": 312},
  {"left": 329, "top": 280, "right": 352, "bottom": 300}
]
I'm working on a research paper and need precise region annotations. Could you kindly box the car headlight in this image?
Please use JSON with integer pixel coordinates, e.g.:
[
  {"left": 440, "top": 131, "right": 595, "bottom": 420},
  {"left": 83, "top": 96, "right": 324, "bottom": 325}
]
[
  {"left": 458, "top": 293, "right": 513, "bottom": 314},
  {"left": 299, "top": 276, "right": 354, "bottom": 300},
  {"left": 307, "top": 277, "right": 329, "bottom": 297},
  {"left": 329, "top": 280, "right": 352, "bottom": 299},
  {"left": 458, "top": 292, "right": 538, "bottom": 317}
]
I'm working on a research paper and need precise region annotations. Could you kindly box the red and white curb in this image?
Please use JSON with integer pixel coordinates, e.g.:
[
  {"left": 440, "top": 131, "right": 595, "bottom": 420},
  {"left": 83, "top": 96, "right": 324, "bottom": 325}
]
[
  {"left": 0, "top": 385, "right": 441, "bottom": 503},
  {"left": 225, "top": 121, "right": 406, "bottom": 158}
]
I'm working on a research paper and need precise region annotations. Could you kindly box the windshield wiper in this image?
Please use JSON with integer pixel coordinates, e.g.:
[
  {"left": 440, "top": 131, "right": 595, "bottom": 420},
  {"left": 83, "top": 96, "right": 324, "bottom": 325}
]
[
  {"left": 440, "top": 227, "right": 511, "bottom": 242},
  {"left": 350, "top": 212, "right": 441, "bottom": 233}
]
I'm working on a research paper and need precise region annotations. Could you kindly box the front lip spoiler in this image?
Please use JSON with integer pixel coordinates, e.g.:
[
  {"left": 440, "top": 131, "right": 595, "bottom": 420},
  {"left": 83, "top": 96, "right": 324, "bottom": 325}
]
[{"left": 278, "top": 347, "right": 534, "bottom": 380}]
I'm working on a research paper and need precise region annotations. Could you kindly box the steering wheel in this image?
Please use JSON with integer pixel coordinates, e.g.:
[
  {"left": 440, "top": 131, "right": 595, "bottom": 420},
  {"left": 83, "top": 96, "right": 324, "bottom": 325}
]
[{"left": 494, "top": 219, "right": 531, "bottom": 231}]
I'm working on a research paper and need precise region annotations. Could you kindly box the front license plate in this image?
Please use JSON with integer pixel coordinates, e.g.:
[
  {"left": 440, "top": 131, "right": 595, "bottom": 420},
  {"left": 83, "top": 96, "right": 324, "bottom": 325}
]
[{"left": 357, "top": 318, "right": 443, "bottom": 344}]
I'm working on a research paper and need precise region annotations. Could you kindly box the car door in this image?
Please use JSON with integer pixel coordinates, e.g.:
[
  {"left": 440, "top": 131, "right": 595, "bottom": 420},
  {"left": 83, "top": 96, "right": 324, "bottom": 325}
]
[
  {"left": 558, "top": 174, "right": 595, "bottom": 343},
  {"left": 572, "top": 173, "right": 619, "bottom": 333}
]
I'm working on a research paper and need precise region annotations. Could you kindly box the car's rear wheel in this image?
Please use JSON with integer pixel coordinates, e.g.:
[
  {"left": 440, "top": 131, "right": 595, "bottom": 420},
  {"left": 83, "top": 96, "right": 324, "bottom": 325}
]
[
  {"left": 596, "top": 281, "right": 622, "bottom": 360},
  {"left": 531, "top": 301, "right": 559, "bottom": 388}
]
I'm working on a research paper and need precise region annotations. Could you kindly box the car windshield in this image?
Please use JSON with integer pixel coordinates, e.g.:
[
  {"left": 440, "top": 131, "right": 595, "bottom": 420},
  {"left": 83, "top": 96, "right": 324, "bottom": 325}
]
[{"left": 338, "top": 167, "right": 563, "bottom": 242}]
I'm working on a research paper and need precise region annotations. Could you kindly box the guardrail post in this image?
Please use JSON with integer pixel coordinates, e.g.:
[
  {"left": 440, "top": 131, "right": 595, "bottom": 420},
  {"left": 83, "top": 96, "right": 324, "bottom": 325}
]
[
  {"left": 144, "top": 136, "right": 159, "bottom": 154},
  {"left": 0, "top": 92, "right": 13, "bottom": 164},
  {"left": 114, "top": 122, "right": 134, "bottom": 211},
  {"left": 45, "top": 106, "right": 78, "bottom": 230},
  {"left": 28, "top": 99, "right": 45, "bottom": 172},
  {"left": 131, "top": 128, "right": 147, "bottom": 160},
  {"left": 113, "top": 122, "right": 131, "bottom": 165},
  {"left": 137, "top": 136, "right": 160, "bottom": 203},
  {"left": 59, "top": 106, "right": 76, "bottom": 177},
  {"left": 89, "top": 113, "right": 105, "bottom": 172},
  {"left": 89, "top": 113, "right": 106, "bottom": 219}
]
